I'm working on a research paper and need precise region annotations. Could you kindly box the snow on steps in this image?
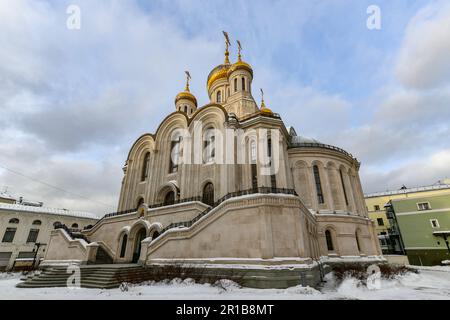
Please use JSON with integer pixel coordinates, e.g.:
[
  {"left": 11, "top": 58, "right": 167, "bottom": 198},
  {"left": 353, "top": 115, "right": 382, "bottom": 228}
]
[{"left": 16, "top": 264, "right": 146, "bottom": 289}]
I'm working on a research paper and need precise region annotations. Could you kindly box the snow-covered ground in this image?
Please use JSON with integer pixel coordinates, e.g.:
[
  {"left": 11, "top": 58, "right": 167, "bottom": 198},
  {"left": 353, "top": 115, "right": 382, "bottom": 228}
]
[{"left": 0, "top": 268, "right": 449, "bottom": 300}]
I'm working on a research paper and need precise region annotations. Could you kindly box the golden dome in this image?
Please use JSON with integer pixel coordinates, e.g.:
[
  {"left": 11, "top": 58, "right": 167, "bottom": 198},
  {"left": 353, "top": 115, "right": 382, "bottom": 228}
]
[
  {"left": 175, "top": 87, "right": 197, "bottom": 107},
  {"left": 207, "top": 64, "right": 231, "bottom": 91},
  {"left": 228, "top": 55, "right": 253, "bottom": 77}
]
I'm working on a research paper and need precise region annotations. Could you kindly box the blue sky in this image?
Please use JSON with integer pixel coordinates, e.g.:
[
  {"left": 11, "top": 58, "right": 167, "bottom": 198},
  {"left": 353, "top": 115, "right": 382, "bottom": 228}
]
[{"left": 1, "top": 0, "right": 450, "bottom": 214}]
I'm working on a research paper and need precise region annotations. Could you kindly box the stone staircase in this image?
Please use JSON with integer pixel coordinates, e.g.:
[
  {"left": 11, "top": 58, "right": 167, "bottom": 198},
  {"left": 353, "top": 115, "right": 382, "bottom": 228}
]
[{"left": 16, "top": 264, "right": 148, "bottom": 289}]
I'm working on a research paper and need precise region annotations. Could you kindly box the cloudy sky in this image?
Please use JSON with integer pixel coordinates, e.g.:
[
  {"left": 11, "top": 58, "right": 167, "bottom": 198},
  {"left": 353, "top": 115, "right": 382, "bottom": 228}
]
[{"left": 1, "top": 0, "right": 450, "bottom": 215}]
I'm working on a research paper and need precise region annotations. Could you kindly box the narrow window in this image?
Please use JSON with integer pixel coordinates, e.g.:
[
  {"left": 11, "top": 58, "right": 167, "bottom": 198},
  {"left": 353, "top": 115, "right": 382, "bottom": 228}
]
[
  {"left": 2, "top": 228, "right": 17, "bottom": 243},
  {"left": 202, "top": 182, "right": 215, "bottom": 207},
  {"left": 234, "top": 78, "right": 237, "bottom": 92},
  {"left": 120, "top": 234, "right": 127, "bottom": 258},
  {"left": 339, "top": 169, "right": 349, "bottom": 206},
  {"left": 241, "top": 77, "right": 245, "bottom": 91},
  {"left": 141, "top": 152, "right": 150, "bottom": 181},
  {"left": 374, "top": 205, "right": 380, "bottom": 211},
  {"left": 169, "top": 136, "right": 182, "bottom": 173},
  {"left": 203, "top": 129, "right": 215, "bottom": 164},
  {"left": 250, "top": 140, "right": 258, "bottom": 189},
  {"left": 377, "top": 218, "right": 384, "bottom": 226},
  {"left": 325, "top": 230, "right": 334, "bottom": 251},
  {"left": 216, "top": 90, "right": 221, "bottom": 103},
  {"left": 26, "top": 229, "right": 40, "bottom": 243},
  {"left": 356, "top": 232, "right": 361, "bottom": 252},
  {"left": 313, "top": 165, "right": 325, "bottom": 204}
]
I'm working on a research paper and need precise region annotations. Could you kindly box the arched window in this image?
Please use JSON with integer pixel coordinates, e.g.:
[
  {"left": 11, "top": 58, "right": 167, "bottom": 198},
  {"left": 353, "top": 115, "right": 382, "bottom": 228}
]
[
  {"left": 164, "top": 191, "right": 175, "bottom": 206},
  {"left": 202, "top": 183, "right": 214, "bottom": 207},
  {"left": 169, "top": 135, "right": 182, "bottom": 173},
  {"left": 137, "top": 197, "right": 144, "bottom": 208},
  {"left": 325, "top": 230, "right": 334, "bottom": 251},
  {"left": 203, "top": 129, "right": 215, "bottom": 164},
  {"left": 152, "top": 231, "right": 160, "bottom": 239},
  {"left": 141, "top": 152, "right": 150, "bottom": 181},
  {"left": 8, "top": 218, "right": 19, "bottom": 224},
  {"left": 71, "top": 223, "right": 78, "bottom": 229},
  {"left": 32, "top": 220, "right": 42, "bottom": 226},
  {"left": 339, "top": 168, "right": 349, "bottom": 206},
  {"left": 313, "top": 165, "right": 325, "bottom": 204},
  {"left": 216, "top": 90, "right": 221, "bottom": 103},
  {"left": 241, "top": 77, "right": 246, "bottom": 91},
  {"left": 234, "top": 78, "right": 238, "bottom": 92},
  {"left": 184, "top": 105, "right": 188, "bottom": 113},
  {"left": 120, "top": 234, "right": 127, "bottom": 258},
  {"left": 53, "top": 221, "right": 62, "bottom": 228}
]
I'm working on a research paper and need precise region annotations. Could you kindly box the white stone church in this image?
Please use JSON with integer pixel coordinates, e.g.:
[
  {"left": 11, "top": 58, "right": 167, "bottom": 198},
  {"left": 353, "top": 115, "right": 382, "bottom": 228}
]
[{"left": 40, "top": 35, "right": 382, "bottom": 288}]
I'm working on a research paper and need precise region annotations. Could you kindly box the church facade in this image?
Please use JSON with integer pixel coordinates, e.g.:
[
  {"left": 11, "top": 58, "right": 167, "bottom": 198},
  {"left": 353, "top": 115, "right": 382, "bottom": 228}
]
[{"left": 42, "top": 36, "right": 382, "bottom": 286}]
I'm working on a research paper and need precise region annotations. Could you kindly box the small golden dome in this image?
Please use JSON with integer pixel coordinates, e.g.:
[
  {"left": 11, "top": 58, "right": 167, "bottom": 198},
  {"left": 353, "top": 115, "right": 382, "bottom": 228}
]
[
  {"left": 259, "top": 93, "right": 273, "bottom": 116},
  {"left": 175, "top": 91, "right": 197, "bottom": 107}
]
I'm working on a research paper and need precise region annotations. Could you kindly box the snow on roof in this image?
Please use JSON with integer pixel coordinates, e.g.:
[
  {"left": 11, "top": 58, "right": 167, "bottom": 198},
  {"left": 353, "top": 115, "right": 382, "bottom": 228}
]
[
  {"left": 0, "top": 191, "right": 16, "bottom": 201},
  {"left": 365, "top": 183, "right": 450, "bottom": 198},
  {"left": 0, "top": 203, "right": 99, "bottom": 220}
]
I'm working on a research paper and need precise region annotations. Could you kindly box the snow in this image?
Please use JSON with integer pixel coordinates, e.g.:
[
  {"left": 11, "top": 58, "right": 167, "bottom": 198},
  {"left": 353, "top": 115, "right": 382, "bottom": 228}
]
[{"left": 1, "top": 268, "right": 449, "bottom": 300}]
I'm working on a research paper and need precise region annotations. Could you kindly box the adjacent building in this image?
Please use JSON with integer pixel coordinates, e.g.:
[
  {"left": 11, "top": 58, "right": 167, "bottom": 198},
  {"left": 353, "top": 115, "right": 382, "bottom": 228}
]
[
  {"left": 365, "top": 180, "right": 450, "bottom": 265},
  {"left": 386, "top": 194, "right": 450, "bottom": 266},
  {"left": 0, "top": 194, "right": 98, "bottom": 271}
]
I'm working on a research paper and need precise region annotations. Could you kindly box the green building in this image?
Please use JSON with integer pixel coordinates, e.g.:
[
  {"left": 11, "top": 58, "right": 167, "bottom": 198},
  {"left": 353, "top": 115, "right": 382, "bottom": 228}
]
[{"left": 386, "top": 194, "right": 450, "bottom": 266}]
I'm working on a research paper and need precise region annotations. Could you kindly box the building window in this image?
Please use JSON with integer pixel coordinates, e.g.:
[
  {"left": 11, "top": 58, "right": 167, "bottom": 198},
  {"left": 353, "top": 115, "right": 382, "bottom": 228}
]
[
  {"left": 53, "top": 221, "right": 62, "bottom": 228},
  {"left": 184, "top": 105, "right": 188, "bottom": 113},
  {"left": 202, "top": 182, "right": 214, "bottom": 207},
  {"left": 234, "top": 78, "right": 237, "bottom": 92},
  {"left": 241, "top": 77, "right": 246, "bottom": 91},
  {"left": 26, "top": 229, "right": 40, "bottom": 243},
  {"left": 8, "top": 218, "right": 19, "bottom": 224},
  {"left": 374, "top": 205, "right": 380, "bottom": 211},
  {"left": 120, "top": 234, "right": 127, "bottom": 258},
  {"left": 417, "top": 202, "right": 431, "bottom": 211},
  {"left": 32, "top": 220, "right": 42, "bottom": 226},
  {"left": 2, "top": 228, "right": 17, "bottom": 243},
  {"left": 355, "top": 232, "right": 361, "bottom": 252},
  {"left": 430, "top": 219, "right": 440, "bottom": 229},
  {"left": 313, "top": 165, "right": 325, "bottom": 204},
  {"left": 216, "top": 90, "right": 221, "bottom": 103},
  {"left": 163, "top": 191, "right": 175, "bottom": 206},
  {"left": 325, "top": 230, "right": 334, "bottom": 251},
  {"left": 71, "top": 223, "right": 79, "bottom": 229},
  {"left": 141, "top": 152, "right": 150, "bottom": 181},
  {"left": 377, "top": 218, "right": 384, "bottom": 226},
  {"left": 339, "top": 169, "right": 349, "bottom": 206},
  {"left": 137, "top": 197, "right": 144, "bottom": 208},
  {"left": 203, "top": 129, "right": 215, "bottom": 164},
  {"left": 169, "top": 136, "right": 182, "bottom": 173}
]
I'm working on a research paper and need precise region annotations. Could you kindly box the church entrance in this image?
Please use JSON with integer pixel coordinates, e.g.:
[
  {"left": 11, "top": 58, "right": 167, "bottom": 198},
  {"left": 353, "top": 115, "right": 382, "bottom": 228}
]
[{"left": 132, "top": 228, "right": 147, "bottom": 263}]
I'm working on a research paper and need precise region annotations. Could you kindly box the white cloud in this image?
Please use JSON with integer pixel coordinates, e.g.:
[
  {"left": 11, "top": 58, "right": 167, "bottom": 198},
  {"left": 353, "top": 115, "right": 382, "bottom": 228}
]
[{"left": 395, "top": 2, "right": 450, "bottom": 89}]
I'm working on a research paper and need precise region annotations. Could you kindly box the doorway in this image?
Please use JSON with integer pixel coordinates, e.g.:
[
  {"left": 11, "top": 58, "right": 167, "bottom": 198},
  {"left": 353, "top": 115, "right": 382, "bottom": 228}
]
[{"left": 132, "top": 228, "right": 147, "bottom": 263}]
